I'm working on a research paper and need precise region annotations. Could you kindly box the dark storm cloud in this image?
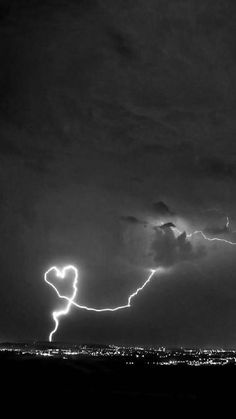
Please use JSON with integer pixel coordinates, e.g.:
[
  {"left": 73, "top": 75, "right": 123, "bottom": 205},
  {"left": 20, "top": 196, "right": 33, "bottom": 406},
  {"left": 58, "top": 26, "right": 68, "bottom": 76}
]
[
  {"left": 204, "top": 220, "right": 230, "bottom": 235},
  {"left": 201, "top": 157, "right": 235, "bottom": 179},
  {"left": 152, "top": 201, "right": 173, "bottom": 216},
  {"left": 0, "top": 0, "right": 236, "bottom": 346},
  {"left": 107, "top": 26, "right": 137, "bottom": 60},
  {"left": 204, "top": 226, "right": 228, "bottom": 235},
  {"left": 120, "top": 215, "right": 147, "bottom": 225},
  {"left": 151, "top": 227, "right": 206, "bottom": 268},
  {"left": 157, "top": 222, "right": 176, "bottom": 230}
]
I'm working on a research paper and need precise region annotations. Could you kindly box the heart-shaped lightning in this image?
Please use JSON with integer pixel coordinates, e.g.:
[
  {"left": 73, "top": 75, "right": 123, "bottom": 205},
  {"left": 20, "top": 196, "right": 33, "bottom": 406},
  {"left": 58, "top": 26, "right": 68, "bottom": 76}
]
[
  {"left": 44, "top": 265, "right": 78, "bottom": 302},
  {"left": 44, "top": 265, "right": 78, "bottom": 342},
  {"left": 44, "top": 265, "right": 162, "bottom": 341},
  {"left": 44, "top": 216, "right": 236, "bottom": 342}
]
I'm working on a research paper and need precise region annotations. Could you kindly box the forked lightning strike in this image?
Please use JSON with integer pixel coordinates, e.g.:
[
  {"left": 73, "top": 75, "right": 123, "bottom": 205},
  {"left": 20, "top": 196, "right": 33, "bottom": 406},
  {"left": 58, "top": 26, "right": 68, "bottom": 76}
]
[
  {"left": 44, "top": 266, "right": 162, "bottom": 342},
  {"left": 173, "top": 221, "right": 236, "bottom": 245},
  {"left": 44, "top": 216, "right": 236, "bottom": 342},
  {"left": 186, "top": 230, "right": 236, "bottom": 245},
  {"left": 44, "top": 266, "right": 78, "bottom": 342}
]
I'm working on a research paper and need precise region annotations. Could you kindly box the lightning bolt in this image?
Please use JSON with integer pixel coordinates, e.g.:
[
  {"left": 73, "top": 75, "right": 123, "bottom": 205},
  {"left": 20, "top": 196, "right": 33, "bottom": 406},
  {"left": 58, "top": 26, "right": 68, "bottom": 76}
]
[
  {"left": 226, "top": 216, "right": 230, "bottom": 229},
  {"left": 185, "top": 230, "right": 236, "bottom": 245},
  {"left": 172, "top": 217, "right": 236, "bottom": 245},
  {"left": 44, "top": 217, "right": 236, "bottom": 342},
  {"left": 44, "top": 266, "right": 78, "bottom": 342},
  {"left": 44, "top": 266, "right": 164, "bottom": 342}
]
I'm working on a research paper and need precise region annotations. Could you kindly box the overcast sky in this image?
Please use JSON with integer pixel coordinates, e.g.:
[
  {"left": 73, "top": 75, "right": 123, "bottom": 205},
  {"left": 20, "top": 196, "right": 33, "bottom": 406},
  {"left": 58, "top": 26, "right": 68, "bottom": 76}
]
[{"left": 1, "top": 0, "right": 236, "bottom": 347}]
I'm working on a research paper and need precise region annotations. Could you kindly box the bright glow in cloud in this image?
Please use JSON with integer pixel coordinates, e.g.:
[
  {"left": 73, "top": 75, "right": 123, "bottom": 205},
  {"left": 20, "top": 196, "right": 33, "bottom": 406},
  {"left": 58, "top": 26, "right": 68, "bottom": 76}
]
[
  {"left": 172, "top": 226, "right": 236, "bottom": 246},
  {"left": 44, "top": 217, "right": 236, "bottom": 342}
]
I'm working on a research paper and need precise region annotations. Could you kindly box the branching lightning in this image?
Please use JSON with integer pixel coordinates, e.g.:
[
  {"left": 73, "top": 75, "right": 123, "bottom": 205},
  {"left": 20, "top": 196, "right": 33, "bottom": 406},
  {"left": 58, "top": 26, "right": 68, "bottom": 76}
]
[
  {"left": 44, "top": 266, "right": 78, "bottom": 342},
  {"left": 186, "top": 230, "right": 236, "bottom": 245},
  {"left": 44, "top": 266, "right": 163, "bottom": 342},
  {"left": 172, "top": 217, "right": 236, "bottom": 246},
  {"left": 44, "top": 216, "right": 236, "bottom": 342}
]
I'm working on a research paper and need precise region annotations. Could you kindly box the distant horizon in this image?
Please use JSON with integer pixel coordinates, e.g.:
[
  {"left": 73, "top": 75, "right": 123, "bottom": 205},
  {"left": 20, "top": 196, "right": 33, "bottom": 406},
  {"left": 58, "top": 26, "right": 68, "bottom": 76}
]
[
  {"left": 1, "top": 0, "right": 236, "bottom": 349},
  {"left": 1, "top": 340, "right": 236, "bottom": 351}
]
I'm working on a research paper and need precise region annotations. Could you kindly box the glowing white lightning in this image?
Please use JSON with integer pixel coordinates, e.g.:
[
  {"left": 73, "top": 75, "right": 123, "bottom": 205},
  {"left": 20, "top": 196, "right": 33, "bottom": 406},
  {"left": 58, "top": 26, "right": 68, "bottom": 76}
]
[
  {"left": 44, "top": 265, "right": 78, "bottom": 342},
  {"left": 185, "top": 230, "right": 236, "bottom": 245},
  {"left": 172, "top": 221, "right": 236, "bottom": 246},
  {"left": 44, "top": 217, "right": 236, "bottom": 342},
  {"left": 44, "top": 266, "right": 163, "bottom": 342}
]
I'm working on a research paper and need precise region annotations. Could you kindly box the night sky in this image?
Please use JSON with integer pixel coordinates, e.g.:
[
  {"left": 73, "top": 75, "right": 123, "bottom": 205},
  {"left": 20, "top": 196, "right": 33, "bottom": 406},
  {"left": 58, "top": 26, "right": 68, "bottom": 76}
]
[{"left": 1, "top": 0, "right": 236, "bottom": 347}]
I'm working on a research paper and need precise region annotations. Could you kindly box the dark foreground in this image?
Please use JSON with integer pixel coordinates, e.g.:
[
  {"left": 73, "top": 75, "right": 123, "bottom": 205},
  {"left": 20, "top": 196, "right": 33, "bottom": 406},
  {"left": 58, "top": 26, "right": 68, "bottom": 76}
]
[{"left": 0, "top": 352, "right": 235, "bottom": 415}]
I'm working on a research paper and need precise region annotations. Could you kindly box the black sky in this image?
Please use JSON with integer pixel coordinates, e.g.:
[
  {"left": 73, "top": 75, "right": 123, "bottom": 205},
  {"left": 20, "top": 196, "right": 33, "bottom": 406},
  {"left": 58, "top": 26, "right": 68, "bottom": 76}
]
[{"left": 1, "top": 0, "right": 236, "bottom": 347}]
